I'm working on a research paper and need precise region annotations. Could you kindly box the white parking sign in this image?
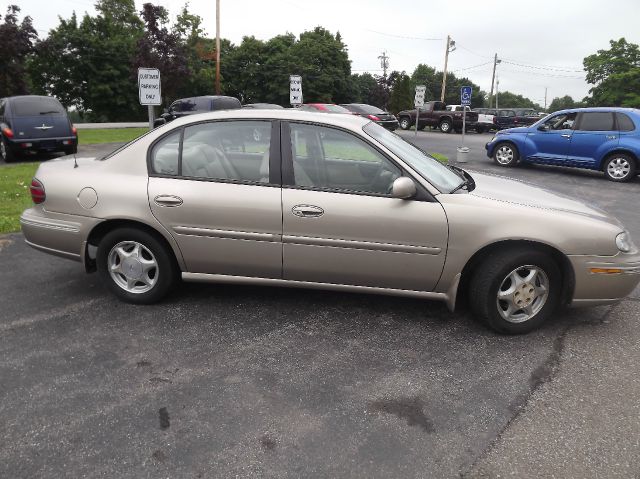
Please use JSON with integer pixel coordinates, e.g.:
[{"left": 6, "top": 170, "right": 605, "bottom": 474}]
[
  {"left": 138, "top": 68, "right": 161, "bottom": 106},
  {"left": 290, "top": 75, "right": 303, "bottom": 106},
  {"left": 415, "top": 85, "right": 426, "bottom": 108}
]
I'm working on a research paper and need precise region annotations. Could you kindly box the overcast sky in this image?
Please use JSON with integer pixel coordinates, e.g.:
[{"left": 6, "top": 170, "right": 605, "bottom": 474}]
[{"left": 19, "top": 0, "right": 640, "bottom": 106}]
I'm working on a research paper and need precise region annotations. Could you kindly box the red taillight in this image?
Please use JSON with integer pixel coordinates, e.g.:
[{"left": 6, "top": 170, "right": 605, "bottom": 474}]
[
  {"left": 71, "top": 126, "right": 77, "bottom": 136},
  {"left": 2, "top": 127, "right": 13, "bottom": 138},
  {"left": 367, "top": 114, "right": 380, "bottom": 121},
  {"left": 30, "top": 178, "right": 46, "bottom": 204}
]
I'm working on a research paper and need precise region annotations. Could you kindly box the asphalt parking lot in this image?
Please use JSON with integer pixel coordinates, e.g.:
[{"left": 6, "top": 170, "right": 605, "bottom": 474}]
[{"left": 1, "top": 132, "right": 639, "bottom": 478}]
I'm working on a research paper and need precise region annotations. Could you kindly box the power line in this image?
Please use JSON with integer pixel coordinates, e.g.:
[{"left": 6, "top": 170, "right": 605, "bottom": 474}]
[
  {"left": 366, "top": 29, "right": 443, "bottom": 41},
  {"left": 452, "top": 61, "right": 493, "bottom": 72},
  {"left": 501, "top": 60, "right": 584, "bottom": 73}
]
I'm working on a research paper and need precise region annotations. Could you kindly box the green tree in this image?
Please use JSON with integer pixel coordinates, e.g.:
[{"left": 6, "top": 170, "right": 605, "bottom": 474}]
[
  {"left": 548, "top": 95, "right": 582, "bottom": 112},
  {"left": 30, "top": 0, "right": 144, "bottom": 120},
  {"left": 495, "top": 90, "right": 541, "bottom": 110},
  {"left": 0, "top": 5, "right": 37, "bottom": 96},
  {"left": 583, "top": 38, "right": 640, "bottom": 107},
  {"left": 348, "top": 73, "right": 378, "bottom": 104},
  {"left": 388, "top": 71, "right": 412, "bottom": 114}
]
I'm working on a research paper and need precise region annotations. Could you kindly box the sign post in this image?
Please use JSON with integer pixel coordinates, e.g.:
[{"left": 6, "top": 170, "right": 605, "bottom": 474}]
[
  {"left": 138, "top": 68, "right": 161, "bottom": 130},
  {"left": 460, "top": 85, "right": 472, "bottom": 148},
  {"left": 290, "top": 75, "right": 303, "bottom": 107},
  {"left": 414, "top": 85, "right": 426, "bottom": 137}
]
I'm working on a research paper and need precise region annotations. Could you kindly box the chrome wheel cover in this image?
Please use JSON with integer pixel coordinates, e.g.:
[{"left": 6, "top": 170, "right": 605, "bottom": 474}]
[
  {"left": 440, "top": 122, "right": 451, "bottom": 132},
  {"left": 606, "top": 157, "right": 631, "bottom": 179},
  {"left": 108, "top": 241, "right": 158, "bottom": 294},
  {"left": 496, "top": 265, "right": 549, "bottom": 323},
  {"left": 400, "top": 119, "right": 410, "bottom": 129},
  {"left": 495, "top": 145, "right": 514, "bottom": 165},
  {"left": 0, "top": 141, "right": 6, "bottom": 160}
]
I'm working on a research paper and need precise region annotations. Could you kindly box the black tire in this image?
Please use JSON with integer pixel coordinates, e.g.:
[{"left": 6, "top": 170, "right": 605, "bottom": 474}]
[
  {"left": 602, "top": 153, "right": 637, "bottom": 182},
  {"left": 1, "top": 136, "right": 16, "bottom": 163},
  {"left": 469, "top": 248, "right": 562, "bottom": 334},
  {"left": 493, "top": 142, "right": 519, "bottom": 167},
  {"left": 399, "top": 117, "right": 411, "bottom": 130},
  {"left": 439, "top": 119, "right": 453, "bottom": 134},
  {"left": 64, "top": 145, "right": 78, "bottom": 155},
  {"left": 96, "top": 227, "right": 178, "bottom": 304}
]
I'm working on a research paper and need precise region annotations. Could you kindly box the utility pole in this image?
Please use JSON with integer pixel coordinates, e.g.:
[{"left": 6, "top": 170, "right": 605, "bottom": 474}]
[
  {"left": 488, "top": 53, "right": 501, "bottom": 108},
  {"left": 215, "top": 0, "right": 221, "bottom": 95},
  {"left": 440, "top": 35, "right": 455, "bottom": 102},
  {"left": 496, "top": 77, "right": 500, "bottom": 110},
  {"left": 544, "top": 87, "right": 548, "bottom": 111},
  {"left": 378, "top": 51, "right": 389, "bottom": 80}
]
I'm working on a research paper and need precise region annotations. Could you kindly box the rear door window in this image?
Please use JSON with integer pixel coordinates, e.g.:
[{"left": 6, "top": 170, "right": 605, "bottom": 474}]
[{"left": 577, "top": 112, "right": 615, "bottom": 131}]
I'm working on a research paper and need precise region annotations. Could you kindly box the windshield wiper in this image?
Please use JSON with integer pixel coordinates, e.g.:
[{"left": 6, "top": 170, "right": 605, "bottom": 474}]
[{"left": 447, "top": 164, "right": 476, "bottom": 193}]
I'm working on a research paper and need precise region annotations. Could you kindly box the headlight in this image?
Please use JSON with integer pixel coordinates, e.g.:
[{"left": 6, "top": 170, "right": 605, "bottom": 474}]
[{"left": 616, "top": 231, "right": 637, "bottom": 253}]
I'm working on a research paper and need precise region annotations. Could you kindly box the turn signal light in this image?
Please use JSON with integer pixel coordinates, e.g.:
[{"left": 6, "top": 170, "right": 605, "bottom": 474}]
[
  {"left": 590, "top": 268, "right": 622, "bottom": 275},
  {"left": 71, "top": 126, "right": 77, "bottom": 135},
  {"left": 2, "top": 127, "right": 13, "bottom": 138},
  {"left": 30, "top": 178, "right": 46, "bottom": 204}
]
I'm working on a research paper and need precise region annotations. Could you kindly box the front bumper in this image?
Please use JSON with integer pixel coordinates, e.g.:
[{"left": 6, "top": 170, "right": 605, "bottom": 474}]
[
  {"left": 8, "top": 136, "right": 77, "bottom": 154},
  {"left": 568, "top": 252, "right": 640, "bottom": 306}
]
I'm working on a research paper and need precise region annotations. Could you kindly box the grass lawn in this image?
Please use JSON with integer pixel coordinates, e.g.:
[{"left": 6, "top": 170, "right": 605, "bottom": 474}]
[
  {"left": 0, "top": 162, "right": 39, "bottom": 234},
  {"left": 78, "top": 127, "right": 149, "bottom": 145},
  {"left": 430, "top": 152, "right": 448, "bottom": 164}
]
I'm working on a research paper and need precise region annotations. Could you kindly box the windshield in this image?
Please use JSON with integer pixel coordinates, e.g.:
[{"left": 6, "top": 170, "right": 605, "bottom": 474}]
[
  {"left": 13, "top": 97, "right": 66, "bottom": 116},
  {"left": 363, "top": 122, "right": 464, "bottom": 193}
]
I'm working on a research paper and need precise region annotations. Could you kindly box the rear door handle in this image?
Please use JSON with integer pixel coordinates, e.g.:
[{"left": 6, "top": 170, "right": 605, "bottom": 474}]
[
  {"left": 154, "top": 195, "right": 183, "bottom": 207},
  {"left": 561, "top": 134, "right": 571, "bottom": 138},
  {"left": 292, "top": 204, "right": 324, "bottom": 218}
]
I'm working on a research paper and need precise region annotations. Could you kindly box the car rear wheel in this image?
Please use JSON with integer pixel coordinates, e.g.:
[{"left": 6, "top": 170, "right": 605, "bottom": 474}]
[
  {"left": 493, "top": 142, "right": 519, "bottom": 167},
  {"left": 97, "top": 227, "right": 177, "bottom": 304},
  {"left": 469, "top": 249, "right": 561, "bottom": 334},
  {"left": 399, "top": 117, "right": 411, "bottom": 130},
  {"left": 603, "top": 154, "right": 636, "bottom": 182},
  {"left": 439, "top": 119, "right": 453, "bottom": 133},
  {"left": 1, "top": 137, "right": 16, "bottom": 163}
]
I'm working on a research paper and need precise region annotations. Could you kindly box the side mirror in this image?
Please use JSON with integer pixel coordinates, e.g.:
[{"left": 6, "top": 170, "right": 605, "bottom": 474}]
[{"left": 391, "top": 177, "right": 417, "bottom": 199}]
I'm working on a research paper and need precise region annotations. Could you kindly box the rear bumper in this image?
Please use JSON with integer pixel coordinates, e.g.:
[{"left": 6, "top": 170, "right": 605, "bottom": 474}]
[
  {"left": 7, "top": 136, "right": 77, "bottom": 153},
  {"left": 20, "top": 207, "right": 99, "bottom": 263},
  {"left": 377, "top": 119, "right": 399, "bottom": 130},
  {"left": 568, "top": 252, "right": 640, "bottom": 306}
]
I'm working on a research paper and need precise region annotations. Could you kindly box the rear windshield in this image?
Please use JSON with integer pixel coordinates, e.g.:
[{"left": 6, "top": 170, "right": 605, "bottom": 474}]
[
  {"left": 323, "top": 104, "right": 351, "bottom": 113},
  {"left": 12, "top": 97, "right": 66, "bottom": 116},
  {"left": 347, "top": 104, "right": 385, "bottom": 114},
  {"left": 212, "top": 97, "right": 242, "bottom": 111}
]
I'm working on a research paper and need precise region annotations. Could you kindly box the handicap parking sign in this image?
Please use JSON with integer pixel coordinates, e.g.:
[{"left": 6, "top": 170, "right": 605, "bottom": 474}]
[{"left": 461, "top": 86, "right": 472, "bottom": 106}]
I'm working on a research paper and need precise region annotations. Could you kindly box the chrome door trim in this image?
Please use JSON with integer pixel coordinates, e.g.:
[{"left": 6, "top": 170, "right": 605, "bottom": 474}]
[
  {"left": 173, "top": 226, "right": 280, "bottom": 242},
  {"left": 282, "top": 234, "right": 442, "bottom": 255},
  {"left": 182, "top": 271, "right": 452, "bottom": 307}
]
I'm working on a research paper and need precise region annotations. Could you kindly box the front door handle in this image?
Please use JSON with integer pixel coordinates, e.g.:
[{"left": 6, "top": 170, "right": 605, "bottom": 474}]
[
  {"left": 154, "top": 195, "right": 183, "bottom": 207},
  {"left": 561, "top": 134, "right": 571, "bottom": 138},
  {"left": 292, "top": 204, "right": 324, "bottom": 218}
]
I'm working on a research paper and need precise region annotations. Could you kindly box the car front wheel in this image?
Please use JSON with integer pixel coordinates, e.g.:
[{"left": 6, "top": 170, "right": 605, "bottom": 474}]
[
  {"left": 603, "top": 154, "right": 636, "bottom": 182},
  {"left": 97, "top": 227, "right": 177, "bottom": 304},
  {"left": 439, "top": 119, "right": 452, "bottom": 133},
  {"left": 399, "top": 117, "right": 411, "bottom": 130},
  {"left": 493, "top": 142, "right": 519, "bottom": 167},
  {"left": 469, "top": 248, "right": 561, "bottom": 334}
]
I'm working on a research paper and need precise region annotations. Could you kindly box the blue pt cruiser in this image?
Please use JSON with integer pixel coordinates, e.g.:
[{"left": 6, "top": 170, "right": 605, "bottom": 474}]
[{"left": 485, "top": 107, "right": 640, "bottom": 182}]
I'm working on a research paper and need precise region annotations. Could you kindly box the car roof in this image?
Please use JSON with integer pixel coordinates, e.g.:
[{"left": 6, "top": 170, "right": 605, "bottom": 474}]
[
  {"left": 157, "top": 108, "right": 371, "bottom": 130},
  {"left": 551, "top": 107, "right": 640, "bottom": 115}
]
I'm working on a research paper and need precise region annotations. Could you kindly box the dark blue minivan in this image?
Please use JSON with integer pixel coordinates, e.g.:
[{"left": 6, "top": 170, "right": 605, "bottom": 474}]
[
  {"left": 0, "top": 95, "right": 78, "bottom": 163},
  {"left": 485, "top": 107, "right": 640, "bottom": 182}
]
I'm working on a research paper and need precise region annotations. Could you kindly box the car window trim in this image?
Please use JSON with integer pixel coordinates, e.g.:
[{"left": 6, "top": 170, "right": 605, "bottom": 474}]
[
  {"left": 147, "top": 118, "right": 282, "bottom": 187},
  {"left": 280, "top": 120, "right": 435, "bottom": 202}
]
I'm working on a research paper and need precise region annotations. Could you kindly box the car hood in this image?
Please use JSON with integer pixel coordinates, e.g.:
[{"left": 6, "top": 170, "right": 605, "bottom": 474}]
[
  {"left": 497, "top": 126, "right": 530, "bottom": 134},
  {"left": 467, "top": 171, "right": 621, "bottom": 226}
]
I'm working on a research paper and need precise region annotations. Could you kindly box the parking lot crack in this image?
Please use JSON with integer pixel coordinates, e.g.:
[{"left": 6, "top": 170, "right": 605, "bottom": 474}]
[{"left": 0, "top": 299, "right": 101, "bottom": 332}]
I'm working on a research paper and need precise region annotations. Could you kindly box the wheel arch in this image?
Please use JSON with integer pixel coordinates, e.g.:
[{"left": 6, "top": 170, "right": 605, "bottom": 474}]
[
  {"left": 599, "top": 148, "right": 638, "bottom": 171},
  {"left": 456, "top": 239, "right": 575, "bottom": 309},
  {"left": 84, "top": 219, "right": 184, "bottom": 273},
  {"left": 491, "top": 139, "right": 521, "bottom": 159}
]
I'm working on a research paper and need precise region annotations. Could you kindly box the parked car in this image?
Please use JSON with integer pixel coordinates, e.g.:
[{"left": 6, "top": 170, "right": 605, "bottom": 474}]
[
  {"left": 448, "top": 105, "right": 494, "bottom": 133},
  {"left": 242, "top": 103, "right": 284, "bottom": 109},
  {"left": 21, "top": 109, "right": 640, "bottom": 334},
  {"left": 154, "top": 95, "right": 241, "bottom": 127},
  {"left": 0, "top": 95, "right": 77, "bottom": 162},
  {"left": 298, "top": 103, "right": 352, "bottom": 114},
  {"left": 340, "top": 103, "right": 398, "bottom": 130},
  {"left": 511, "top": 108, "right": 540, "bottom": 127},
  {"left": 486, "top": 107, "right": 640, "bottom": 182},
  {"left": 397, "top": 101, "right": 478, "bottom": 133}
]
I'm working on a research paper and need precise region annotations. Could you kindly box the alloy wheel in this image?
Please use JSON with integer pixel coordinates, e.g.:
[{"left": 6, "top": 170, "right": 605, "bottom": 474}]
[
  {"left": 496, "top": 265, "right": 549, "bottom": 323},
  {"left": 0, "top": 140, "right": 6, "bottom": 161},
  {"left": 495, "top": 145, "right": 514, "bottom": 165},
  {"left": 107, "top": 241, "right": 158, "bottom": 293},
  {"left": 606, "top": 157, "right": 631, "bottom": 180}
]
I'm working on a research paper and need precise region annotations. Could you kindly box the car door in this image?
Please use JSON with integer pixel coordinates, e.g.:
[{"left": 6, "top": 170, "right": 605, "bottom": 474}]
[
  {"left": 567, "top": 111, "right": 618, "bottom": 168},
  {"left": 280, "top": 122, "right": 448, "bottom": 292},
  {"left": 147, "top": 119, "right": 283, "bottom": 279},
  {"left": 523, "top": 112, "right": 577, "bottom": 162}
]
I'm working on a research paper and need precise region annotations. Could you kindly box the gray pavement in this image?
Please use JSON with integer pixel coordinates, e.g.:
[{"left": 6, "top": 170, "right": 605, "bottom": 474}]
[{"left": 1, "top": 130, "right": 639, "bottom": 478}]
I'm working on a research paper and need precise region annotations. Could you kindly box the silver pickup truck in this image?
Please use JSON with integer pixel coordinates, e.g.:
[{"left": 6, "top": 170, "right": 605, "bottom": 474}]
[{"left": 446, "top": 105, "right": 495, "bottom": 133}]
